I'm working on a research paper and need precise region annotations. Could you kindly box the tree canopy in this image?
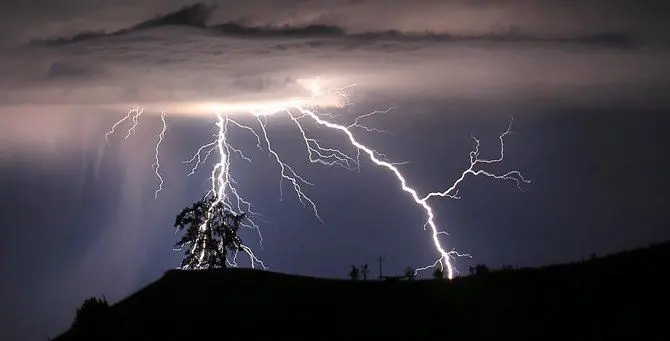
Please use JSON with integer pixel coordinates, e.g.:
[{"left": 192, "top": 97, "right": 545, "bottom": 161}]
[
  {"left": 71, "top": 296, "right": 111, "bottom": 334},
  {"left": 174, "top": 196, "right": 245, "bottom": 270}
]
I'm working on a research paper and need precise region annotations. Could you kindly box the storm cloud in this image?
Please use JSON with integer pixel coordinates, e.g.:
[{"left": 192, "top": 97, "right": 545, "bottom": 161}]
[
  {"left": 1, "top": 1, "right": 667, "bottom": 114},
  {"left": 1, "top": 1, "right": 669, "bottom": 340}
]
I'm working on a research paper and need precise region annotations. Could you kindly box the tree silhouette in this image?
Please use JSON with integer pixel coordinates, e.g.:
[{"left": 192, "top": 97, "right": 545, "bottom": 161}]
[
  {"left": 361, "top": 264, "right": 370, "bottom": 280},
  {"left": 71, "top": 296, "right": 111, "bottom": 332},
  {"left": 475, "top": 264, "right": 489, "bottom": 275},
  {"left": 433, "top": 267, "right": 444, "bottom": 279},
  {"left": 349, "top": 265, "right": 360, "bottom": 280},
  {"left": 404, "top": 267, "right": 416, "bottom": 280},
  {"left": 174, "top": 195, "right": 245, "bottom": 269}
]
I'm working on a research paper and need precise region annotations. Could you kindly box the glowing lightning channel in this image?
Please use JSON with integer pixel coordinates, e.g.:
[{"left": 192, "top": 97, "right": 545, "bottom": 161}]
[
  {"left": 125, "top": 108, "right": 143, "bottom": 139},
  {"left": 106, "top": 78, "right": 528, "bottom": 279},
  {"left": 183, "top": 112, "right": 266, "bottom": 269},
  {"left": 254, "top": 114, "right": 321, "bottom": 221},
  {"left": 288, "top": 106, "right": 530, "bottom": 279},
  {"left": 105, "top": 107, "right": 142, "bottom": 145},
  {"left": 152, "top": 112, "right": 167, "bottom": 199}
]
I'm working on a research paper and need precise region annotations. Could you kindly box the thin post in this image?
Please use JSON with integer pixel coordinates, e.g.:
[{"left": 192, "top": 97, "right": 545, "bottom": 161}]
[{"left": 377, "top": 255, "right": 385, "bottom": 279}]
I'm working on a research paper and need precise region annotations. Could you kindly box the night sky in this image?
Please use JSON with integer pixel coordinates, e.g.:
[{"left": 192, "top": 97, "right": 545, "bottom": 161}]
[{"left": 1, "top": 1, "right": 669, "bottom": 340}]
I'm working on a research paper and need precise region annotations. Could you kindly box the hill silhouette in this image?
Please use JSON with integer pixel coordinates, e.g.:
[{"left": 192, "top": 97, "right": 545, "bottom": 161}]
[{"left": 53, "top": 242, "right": 669, "bottom": 340}]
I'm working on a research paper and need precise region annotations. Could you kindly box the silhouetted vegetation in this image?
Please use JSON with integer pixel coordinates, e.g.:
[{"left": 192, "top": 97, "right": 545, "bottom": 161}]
[
  {"left": 173, "top": 196, "right": 246, "bottom": 269},
  {"left": 404, "top": 267, "right": 416, "bottom": 280},
  {"left": 433, "top": 267, "right": 444, "bottom": 279},
  {"left": 348, "top": 265, "right": 360, "bottom": 280},
  {"left": 54, "top": 242, "right": 670, "bottom": 340},
  {"left": 469, "top": 264, "right": 489, "bottom": 275},
  {"left": 360, "top": 264, "right": 369, "bottom": 280},
  {"left": 70, "top": 296, "right": 111, "bottom": 337}
]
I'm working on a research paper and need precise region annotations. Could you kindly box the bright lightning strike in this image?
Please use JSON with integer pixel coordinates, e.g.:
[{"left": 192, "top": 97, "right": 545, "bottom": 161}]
[
  {"left": 104, "top": 107, "right": 142, "bottom": 145},
  {"left": 152, "top": 112, "right": 167, "bottom": 199},
  {"left": 104, "top": 78, "right": 528, "bottom": 279}
]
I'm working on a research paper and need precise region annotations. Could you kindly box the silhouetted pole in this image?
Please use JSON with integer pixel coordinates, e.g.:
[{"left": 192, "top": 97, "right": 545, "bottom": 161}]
[{"left": 377, "top": 255, "right": 385, "bottom": 279}]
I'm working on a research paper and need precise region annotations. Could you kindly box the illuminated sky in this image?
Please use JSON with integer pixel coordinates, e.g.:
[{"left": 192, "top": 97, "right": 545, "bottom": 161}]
[{"left": 1, "top": 1, "right": 669, "bottom": 340}]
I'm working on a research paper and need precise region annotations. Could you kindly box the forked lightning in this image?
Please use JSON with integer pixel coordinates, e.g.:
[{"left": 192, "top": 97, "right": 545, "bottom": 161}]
[{"left": 104, "top": 79, "right": 529, "bottom": 279}]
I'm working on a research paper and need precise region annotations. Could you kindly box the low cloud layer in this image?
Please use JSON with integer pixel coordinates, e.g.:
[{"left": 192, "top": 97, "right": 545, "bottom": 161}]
[{"left": 1, "top": 2, "right": 667, "bottom": 115}]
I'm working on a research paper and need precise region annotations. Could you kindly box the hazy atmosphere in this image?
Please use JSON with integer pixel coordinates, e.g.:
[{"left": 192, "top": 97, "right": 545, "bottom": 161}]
[{"left": 1, "top": 1, "right": 669, "bottom": 339}]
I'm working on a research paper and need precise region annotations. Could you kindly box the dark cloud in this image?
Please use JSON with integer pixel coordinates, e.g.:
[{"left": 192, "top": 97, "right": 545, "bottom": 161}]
[
  {"left": 130, "top": 2, "right": 214, "bottom": 30},
  {"left": 32, "top": 3, "right": 216, "bottom": 45},
  {"left": 33, "top": 3, "right": 639, "bottom": 49},
  {"left": 48, "top": 61, "right": 103, "bottom": 79},
  {"left": 6, "top": 0, "right": 670, "bottom": 45}
]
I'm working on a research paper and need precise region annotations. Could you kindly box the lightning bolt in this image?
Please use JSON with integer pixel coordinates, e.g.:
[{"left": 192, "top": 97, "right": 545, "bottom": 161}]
[
  {"left": 152, "top": 112, "right": 167, "bottom": 199},
  {"left": 191, "top": 112, "right": 265, "bottom": 269},
  {"left": 105, "top": 78, "right": 528, "bottom": 279},
  {"left": 290, "top": 107, "right": 529, "bottom": 279},
  {"left": 104, "top": 107, "right": 142, "bottom": 145}
]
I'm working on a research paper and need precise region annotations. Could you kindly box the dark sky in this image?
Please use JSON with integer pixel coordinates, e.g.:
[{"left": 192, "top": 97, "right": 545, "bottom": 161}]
[{"left": 1, "top": 0, "right": 669, "bottom": 340}]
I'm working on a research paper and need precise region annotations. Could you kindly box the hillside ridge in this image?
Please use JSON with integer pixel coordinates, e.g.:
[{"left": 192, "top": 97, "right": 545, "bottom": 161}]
[{"left": 54, "top": 241, "right": 670, "bottom": 340}]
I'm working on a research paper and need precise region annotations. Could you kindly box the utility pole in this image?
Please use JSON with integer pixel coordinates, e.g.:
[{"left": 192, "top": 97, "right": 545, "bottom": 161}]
[{"left": 377, "top": 255, "right": 385, "bottom": 279}]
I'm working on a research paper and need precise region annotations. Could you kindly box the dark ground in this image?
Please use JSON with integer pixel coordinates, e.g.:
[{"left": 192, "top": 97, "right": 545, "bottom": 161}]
[{"left": 54, "top": 241, "right": 669, "bottom": 340}]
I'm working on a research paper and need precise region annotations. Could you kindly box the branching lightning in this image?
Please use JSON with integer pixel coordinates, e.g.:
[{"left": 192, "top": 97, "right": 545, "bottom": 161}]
[
  {"left": 104, "top": 78, "right": 529, "bottom": 279},
  {"left": 104, "top": 107, "right": 143, "bottom": 145}
]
